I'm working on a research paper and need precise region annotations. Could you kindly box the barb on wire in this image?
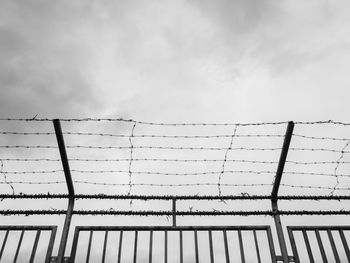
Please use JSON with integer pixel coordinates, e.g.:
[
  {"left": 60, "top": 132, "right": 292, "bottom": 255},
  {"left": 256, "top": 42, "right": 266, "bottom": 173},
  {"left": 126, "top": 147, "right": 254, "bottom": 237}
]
[
  {"left": 0, "top": 159, "right": 15, "bottom": 195},
  {"left": 330, "top": 140, "right": 350, "bottom": 195},
  {"left": 218, "top": 125, "right": 238, "bottom": 197}
]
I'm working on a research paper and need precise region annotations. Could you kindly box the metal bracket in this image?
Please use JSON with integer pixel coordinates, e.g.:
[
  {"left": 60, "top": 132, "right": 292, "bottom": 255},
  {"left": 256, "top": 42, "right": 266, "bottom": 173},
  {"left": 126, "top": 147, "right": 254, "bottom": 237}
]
[
  {"left": 50, "top": 257, "right": 70, "bottom": 262},
  {"left": 276, "top": 255, "right": 295, "bottom": 262}
]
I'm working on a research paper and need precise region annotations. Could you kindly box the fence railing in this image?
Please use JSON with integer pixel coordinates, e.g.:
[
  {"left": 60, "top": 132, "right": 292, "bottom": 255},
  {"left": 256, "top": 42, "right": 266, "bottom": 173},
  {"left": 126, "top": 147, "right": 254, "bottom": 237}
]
[{"left": 1, "top": 119, "right": 350, "bottom": 262}]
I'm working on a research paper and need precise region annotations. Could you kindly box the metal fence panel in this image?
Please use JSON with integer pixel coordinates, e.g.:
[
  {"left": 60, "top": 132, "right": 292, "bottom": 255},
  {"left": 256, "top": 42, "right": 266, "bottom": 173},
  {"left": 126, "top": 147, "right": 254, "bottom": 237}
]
[
  {"left": 0, "top": 225, "right": 57, "bottom": 263},
  {"left": 70, "top": 226, "right": 277, "bottom": 263},
  {"left": 287, "top": 226, "right": 350, "bottom": 263}
]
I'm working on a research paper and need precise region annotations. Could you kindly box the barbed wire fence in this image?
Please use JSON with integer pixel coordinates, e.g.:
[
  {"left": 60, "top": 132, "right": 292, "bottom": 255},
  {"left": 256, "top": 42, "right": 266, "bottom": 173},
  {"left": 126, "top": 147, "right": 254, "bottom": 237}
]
[{"left": 0, "top": 118, "right": 349, "bottom": 217}]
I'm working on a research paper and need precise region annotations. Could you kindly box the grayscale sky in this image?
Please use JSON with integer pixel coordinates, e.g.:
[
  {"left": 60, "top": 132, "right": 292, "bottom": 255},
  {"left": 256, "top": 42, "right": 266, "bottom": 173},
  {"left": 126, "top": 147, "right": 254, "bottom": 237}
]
[{"left": 1, "top": 0, "right": 350, "bottom": 122}]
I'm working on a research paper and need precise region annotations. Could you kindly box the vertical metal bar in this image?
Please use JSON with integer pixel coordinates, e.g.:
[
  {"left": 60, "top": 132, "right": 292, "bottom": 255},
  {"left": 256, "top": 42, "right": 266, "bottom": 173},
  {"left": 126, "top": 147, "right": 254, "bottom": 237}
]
[
  {"left": 287, "top": 228, "right": 299, "bottom": 263},
  {"left": 70, "top": 228, "right": 80, "bottom": 262},
  {"left": 327, "top": 230, "right": 340, "bottom": 263},
  {"left": 0, "top": 230, "right": 9, "bottom": 260},
  {"left": 209, "top": 230, "right": 215, "bottom": 263},
  {"left": 86, "top": 231, "right": 93, "bottom": 263},
  {"left": 339, "top": 230, "right": 350, "bottom": 261},
  {"left": 172, "top": 198, "right": 176, "bottom": 227},
  {"left": 46, "top": 227, "right": 57, "bottom": 263},
  {"left": 164, "top": 231, "right": 168, "bottom": 263},
  {"left": 194, "top": 230, "right": 199, "bottom": 263},
  {"left": 14, "top": 230, "right": 24, "bottom": 263},
  {"left": 102, "top": 231, "right": 108, "bottom": 263},
  {"left": 117, "top": 231, "right": 123, "bottom": 263},
  {"left": 271, "top": 121, "right": 294, "bottom": 263},
  {"left": 302, "top": 230, "right": 314, "bottom": 263},
  {"left": 133, "top": 231, "right": 138, "bottom": 263},
  {"left": 315, "top": 230, "right": 328, "bottom": 263},
  {"left": 253, "top": 230, "right": 261, "bottom": 263},
  {"left": 271, "top": 121, "right": 294, "bottom": 199},
  {"left": 149, "top": 230, "right": 153, "bottom": 263},
  {"left": 223, "top": 230, "right": 230, "bottom": 263},
  {"left": 266, "top": 228, "right": 277, "bottom": 263},
  {"left": 29, "top": 230, "right": 41, "bottom": 263},
  {"left": 238, "top": 230, "right": 245, "bottom": 263},
  {"left": 179, "top": 230, "right": 183, "bottom": 263},
  {"left": 53, "top": 119, "right": 75, "bottom": 263}
]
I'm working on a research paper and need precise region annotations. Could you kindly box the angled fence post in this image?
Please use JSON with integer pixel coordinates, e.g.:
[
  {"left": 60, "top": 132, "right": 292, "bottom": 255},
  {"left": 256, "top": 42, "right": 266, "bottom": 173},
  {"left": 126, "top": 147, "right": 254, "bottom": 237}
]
[
  {"left": 53, "top": 119, "right": 75, "bottom": 263},
  {"left": 271, "top": 121, "right": 294, "bottom": 263}
]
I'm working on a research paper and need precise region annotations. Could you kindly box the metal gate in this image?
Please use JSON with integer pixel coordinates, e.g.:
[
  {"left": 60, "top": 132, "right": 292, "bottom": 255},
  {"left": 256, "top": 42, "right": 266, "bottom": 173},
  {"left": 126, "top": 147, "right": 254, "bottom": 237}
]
[
  {"left": 0, "top": 225, "right": 57, "bottom": 262},
  {"left": 287, "top": 226, "right": 350, "bottom": 262},
  {"left": 70, "top": 225, "right": 277, "bottom": 263}
]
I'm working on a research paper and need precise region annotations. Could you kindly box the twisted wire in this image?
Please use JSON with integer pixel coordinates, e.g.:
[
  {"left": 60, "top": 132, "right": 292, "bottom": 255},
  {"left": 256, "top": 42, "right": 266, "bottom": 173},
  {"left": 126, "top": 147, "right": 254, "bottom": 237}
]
[
  {"left": 218, "top": 125, "right": 238, "bottom": 196},
  {"left": 0, "top": 159, "right": 14, "bottom": 194},
  {"left": 128, "top": 121, "right": 136, "bottom": 198},
  {"left": 331, "top": 140, "right": 350, "bottom": 195}
]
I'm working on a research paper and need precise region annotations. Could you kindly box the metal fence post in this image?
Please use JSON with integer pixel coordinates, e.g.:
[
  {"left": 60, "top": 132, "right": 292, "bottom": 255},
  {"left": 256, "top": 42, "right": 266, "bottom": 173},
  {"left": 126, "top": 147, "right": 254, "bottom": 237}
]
[
  {"left": 53, "top": 119, "right": 75, "bottom": 263},
  {"left": 271, "top": 121, "right": 294, "bottom": 263},
  {"left": 172, "top": 198, "right": 177, "bottom": 227}
]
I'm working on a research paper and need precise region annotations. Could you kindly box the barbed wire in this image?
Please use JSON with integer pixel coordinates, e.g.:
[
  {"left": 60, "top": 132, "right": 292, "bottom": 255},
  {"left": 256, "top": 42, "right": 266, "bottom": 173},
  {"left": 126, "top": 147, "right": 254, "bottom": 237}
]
[
  {"left": 0, "top": 181, "right": 272, "bottom": 187},
  {"left": 1, "top": 180, "right": 350, "bottom": 192},
  {"left": 1, "top": 209, "right": 350, "bottom": 216},
  {"left": 1, "top": 144, "right": 349, "bottom": 153},
  {"left": 1, "top": 157, "right": 349, "bottom": 165},
  {"left": 293, "top": 134, "right": 350, "bottom": 141},
  {"left": 2, "top": 169, "right": 350, "bottom": 178},
  {"left": 0, "top": 194, "right": 349, "bottom": 200},
  {"left": 0, "top": 131, "right": 284, "bottom": 138},
  {"left": 3, "top": 130, "right": 350, "bottom": 141},
  {"left": 1, "top": 118, "right": 350, "bottom": 126}
]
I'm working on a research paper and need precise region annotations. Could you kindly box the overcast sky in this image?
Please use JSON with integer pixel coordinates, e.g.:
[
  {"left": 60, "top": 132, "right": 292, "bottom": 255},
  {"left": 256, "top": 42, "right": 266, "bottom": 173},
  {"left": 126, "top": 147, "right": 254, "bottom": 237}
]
[{"left": 1, "top": 0, "right": 350, "bottom": 123}]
